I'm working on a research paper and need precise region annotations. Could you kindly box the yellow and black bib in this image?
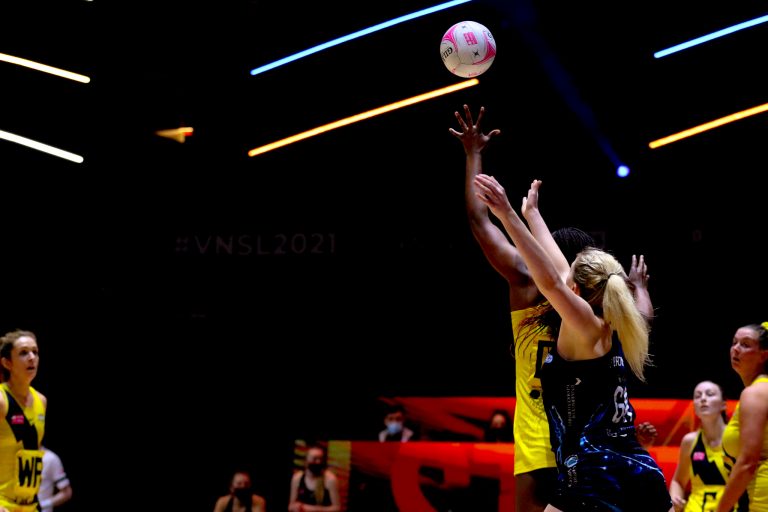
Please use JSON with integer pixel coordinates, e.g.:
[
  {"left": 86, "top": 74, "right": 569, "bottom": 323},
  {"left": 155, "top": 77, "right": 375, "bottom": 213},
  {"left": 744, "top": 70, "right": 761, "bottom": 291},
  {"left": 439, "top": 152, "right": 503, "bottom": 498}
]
[{"left": 0, "top": 383, "right": 45, "bottom": 511}]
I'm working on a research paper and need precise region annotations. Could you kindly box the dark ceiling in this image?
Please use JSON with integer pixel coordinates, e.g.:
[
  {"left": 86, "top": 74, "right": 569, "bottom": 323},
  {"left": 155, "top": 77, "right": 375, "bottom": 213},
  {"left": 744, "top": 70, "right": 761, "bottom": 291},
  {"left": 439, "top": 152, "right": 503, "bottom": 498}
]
[
  {"left": 0, "top": 1, "right": 766, "bottom": 507},
  {"left": 3, "top": 0, "right": 767, "bottom": 395}
]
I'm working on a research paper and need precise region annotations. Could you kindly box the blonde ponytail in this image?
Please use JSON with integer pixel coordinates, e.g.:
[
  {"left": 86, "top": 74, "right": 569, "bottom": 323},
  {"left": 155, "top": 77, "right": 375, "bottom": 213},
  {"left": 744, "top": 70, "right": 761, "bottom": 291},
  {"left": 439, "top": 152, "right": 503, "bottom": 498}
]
[{"left": 603, "top": 273, "right": 651, "bottom": 381}]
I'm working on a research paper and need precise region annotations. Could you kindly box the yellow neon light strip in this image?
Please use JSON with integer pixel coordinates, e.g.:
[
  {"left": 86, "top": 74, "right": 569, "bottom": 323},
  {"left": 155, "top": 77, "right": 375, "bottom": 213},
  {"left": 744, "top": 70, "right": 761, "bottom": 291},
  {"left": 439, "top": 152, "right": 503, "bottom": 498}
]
[
  {"left": 649, "top": 101, "right": 768, "bottom": 148},
  {"left": 0, "top": 129, "right": 84, "bottom": 163},
  {"left": 0, "top": 52, "right": 91, "bottom": 83},
  {"left": 248, "top": 79, "right": 479, "bottom": 157}
]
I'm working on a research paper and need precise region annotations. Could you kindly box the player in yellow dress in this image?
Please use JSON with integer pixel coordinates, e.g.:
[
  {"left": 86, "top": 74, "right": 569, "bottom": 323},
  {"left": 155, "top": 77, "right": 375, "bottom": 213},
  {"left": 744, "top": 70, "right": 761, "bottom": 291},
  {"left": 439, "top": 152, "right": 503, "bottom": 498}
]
[
  {"left": 718, "top": 322, "right": 768, "bottom": 512},
  {"left": 669, "top": 381, "right": 732, "bottom": 512},
  {"left": 0, "top": 330, "right": 46, "bottom": 512},
  {"left": 450, "top": 104, "right": 654, "bottom": 512}
]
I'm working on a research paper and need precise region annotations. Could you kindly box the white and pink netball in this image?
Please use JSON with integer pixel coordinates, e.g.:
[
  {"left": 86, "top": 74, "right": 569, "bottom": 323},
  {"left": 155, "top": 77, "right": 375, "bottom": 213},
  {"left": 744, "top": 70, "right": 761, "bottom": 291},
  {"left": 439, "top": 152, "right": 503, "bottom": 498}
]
[{"left": 440, "top": 20, "right": 496, "bottom": 78}]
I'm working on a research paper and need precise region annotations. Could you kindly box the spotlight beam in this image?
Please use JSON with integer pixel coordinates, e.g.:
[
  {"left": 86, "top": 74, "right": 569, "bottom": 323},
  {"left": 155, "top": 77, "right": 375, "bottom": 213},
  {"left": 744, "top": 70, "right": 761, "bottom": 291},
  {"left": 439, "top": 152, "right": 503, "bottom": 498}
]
[
  {"left": 649, "top": 101, "right": 768, "bottom": 148},
  {"left": 0, "top": 129, "right": 84, "bottom": 163},
  {"left": 248, "top": 79, "right": 479, "bottom": 157},
  {"left": 654, "top": 14, "right": 768, "bottom": 58},
  {"left": 0, "top": 52, "right": 91, "bottom": 83},
  {"left": 249, "top": 0, "right": 472, "bottom": 76}
]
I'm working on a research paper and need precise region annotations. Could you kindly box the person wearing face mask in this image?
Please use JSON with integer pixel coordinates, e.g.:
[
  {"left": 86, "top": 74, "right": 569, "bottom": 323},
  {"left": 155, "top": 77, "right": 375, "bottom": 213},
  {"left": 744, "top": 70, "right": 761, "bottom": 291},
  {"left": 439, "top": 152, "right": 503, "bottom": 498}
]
[
  {"left": 378, "top": 404, "right": 416, "bottom": 442},
  {"left": 213, "top": 470, "right": 266, "bottom": 512},
  {"left": 288, "top": 444, "right": 341, "bottom": 512}
]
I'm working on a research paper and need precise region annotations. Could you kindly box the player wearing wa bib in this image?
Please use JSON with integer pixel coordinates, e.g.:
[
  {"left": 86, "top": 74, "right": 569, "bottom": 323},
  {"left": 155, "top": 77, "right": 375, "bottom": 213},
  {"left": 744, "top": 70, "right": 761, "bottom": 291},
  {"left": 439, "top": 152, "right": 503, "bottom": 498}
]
[
  {"left": 0, "top": 383, "right": 45, "bottom": 512},
  {"left": 511, "top": 307, "right": 557, "bottom": 475}
]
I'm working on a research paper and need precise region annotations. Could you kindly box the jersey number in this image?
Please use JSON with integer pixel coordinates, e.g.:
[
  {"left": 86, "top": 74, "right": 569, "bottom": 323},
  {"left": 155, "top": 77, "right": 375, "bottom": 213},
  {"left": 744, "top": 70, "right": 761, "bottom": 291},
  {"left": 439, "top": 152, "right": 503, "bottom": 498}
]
[{"left": 612, "top": 385, "right": 630, "bottom": 424}]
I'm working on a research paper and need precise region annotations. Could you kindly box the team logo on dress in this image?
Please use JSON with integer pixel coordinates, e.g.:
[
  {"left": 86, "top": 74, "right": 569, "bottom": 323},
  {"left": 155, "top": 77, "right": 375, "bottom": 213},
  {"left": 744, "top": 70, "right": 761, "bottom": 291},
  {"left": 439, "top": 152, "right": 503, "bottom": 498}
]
[
  {"left": 564, "top": 455, "right": 579, "bottom": 468},
  {"left": 693, "top": 451, "right": 706, "bottom": 461},
  {"left": 10, "top": 415, "right": 25, "bottom": 425},
  {"left": 544, "top": 354, "right": 553, "bottom": 363}
]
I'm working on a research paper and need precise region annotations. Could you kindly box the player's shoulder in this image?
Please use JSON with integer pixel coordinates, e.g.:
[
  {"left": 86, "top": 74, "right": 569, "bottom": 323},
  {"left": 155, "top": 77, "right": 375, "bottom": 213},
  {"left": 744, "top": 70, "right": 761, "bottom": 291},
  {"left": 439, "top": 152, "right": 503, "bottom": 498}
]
[
  {"left": 31, "top": 387, "right": 47, "bottom": 407},
  {"left": 0, "top": 386, "right": 7, "bottom": 414},
  {"left": 213, "top": 495, "right": 229, "bottom": 512},
  {"left": 44, "top": 449, "right": 62, "bottom": 462},
  {"left": 680, "top": 430, "right": 698, "bottom": 448},
  {"left": 741, "top": 381, "right": 768, "bottom": 403}
]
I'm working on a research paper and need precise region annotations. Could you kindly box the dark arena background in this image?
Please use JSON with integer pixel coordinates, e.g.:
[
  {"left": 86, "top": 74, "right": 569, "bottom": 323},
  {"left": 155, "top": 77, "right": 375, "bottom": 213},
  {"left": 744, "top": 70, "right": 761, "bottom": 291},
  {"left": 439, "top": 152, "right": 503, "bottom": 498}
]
[{"left": 1, "top": 0, "right": 765, "bottom": 510}]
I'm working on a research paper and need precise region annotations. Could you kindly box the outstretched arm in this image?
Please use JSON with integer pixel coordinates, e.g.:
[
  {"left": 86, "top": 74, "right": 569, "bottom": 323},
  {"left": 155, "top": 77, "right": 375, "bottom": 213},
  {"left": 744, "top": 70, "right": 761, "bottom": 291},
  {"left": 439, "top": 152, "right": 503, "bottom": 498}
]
[
  {"left": 521, "top": 179, "right": 570, "bottom": 281},
  {"left": 450, "top": 104, "right": 538, "bottom": 310},
  {"left": 473, "top": 174, "right": 603, "bottom": 342}
]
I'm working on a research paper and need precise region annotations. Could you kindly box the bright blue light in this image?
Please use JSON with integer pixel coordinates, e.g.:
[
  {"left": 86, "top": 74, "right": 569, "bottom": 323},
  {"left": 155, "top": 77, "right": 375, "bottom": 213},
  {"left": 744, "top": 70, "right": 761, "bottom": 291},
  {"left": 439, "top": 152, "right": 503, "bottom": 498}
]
[
  {"left": 616, "top": 165, "right": 630, "bottom": 178},
  {"left": 249, "top": 0, "right": 473, "bottom": 76},
  {"left": 654, "top": 14, "right": 768, "bottom": 58}
]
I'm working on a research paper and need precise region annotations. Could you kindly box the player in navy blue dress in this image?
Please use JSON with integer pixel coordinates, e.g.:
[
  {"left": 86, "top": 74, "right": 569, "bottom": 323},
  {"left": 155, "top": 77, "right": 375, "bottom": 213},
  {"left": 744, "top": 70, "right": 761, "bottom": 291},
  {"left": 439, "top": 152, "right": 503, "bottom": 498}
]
[
  {"left": 475, "top": 176, "right": 673, "bottom": 512},
  {"left": 541, "top": 337, "right": 671, "bottom": 511}
]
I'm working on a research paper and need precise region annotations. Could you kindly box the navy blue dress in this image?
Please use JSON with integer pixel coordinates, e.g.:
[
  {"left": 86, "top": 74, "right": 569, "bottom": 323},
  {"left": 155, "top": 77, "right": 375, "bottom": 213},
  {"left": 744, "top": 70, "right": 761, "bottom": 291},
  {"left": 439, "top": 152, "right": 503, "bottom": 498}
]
[{"left": 540, "top": 338, "right": 672, "bottom": 512}]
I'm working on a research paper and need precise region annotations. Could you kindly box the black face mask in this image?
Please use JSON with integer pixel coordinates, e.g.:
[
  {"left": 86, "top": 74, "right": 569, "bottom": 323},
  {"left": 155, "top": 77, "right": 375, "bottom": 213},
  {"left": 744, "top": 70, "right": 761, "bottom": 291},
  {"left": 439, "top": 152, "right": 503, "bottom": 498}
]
[
  {"left": 234, "top": 488, "right": 253, "bottom": 503},
  {"left": 307, "top": 463, "right": 325, "bottom": 476}
]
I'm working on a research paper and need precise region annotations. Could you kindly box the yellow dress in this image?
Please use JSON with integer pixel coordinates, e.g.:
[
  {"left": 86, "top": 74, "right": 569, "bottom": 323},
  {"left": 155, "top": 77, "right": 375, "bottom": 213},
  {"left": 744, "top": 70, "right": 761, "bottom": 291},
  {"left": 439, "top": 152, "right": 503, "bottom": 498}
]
[
  {"left": 683, "top": 430, "right": 728, "bottom": 512},
  {"left": 722, "top": 375, "right": 768, "bottom": 512},
  {"left": 0, "top": 383, "right": 45, "bottom": 512},
  {"left": 511, "top": 307, "right": 557, "bottom": 475}
]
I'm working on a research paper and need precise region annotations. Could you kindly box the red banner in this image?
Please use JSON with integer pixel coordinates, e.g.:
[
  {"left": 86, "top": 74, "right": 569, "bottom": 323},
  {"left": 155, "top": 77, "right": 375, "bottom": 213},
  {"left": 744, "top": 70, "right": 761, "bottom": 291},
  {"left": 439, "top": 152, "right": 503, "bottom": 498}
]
[{"left": 298, "top": 398, "right": 735, "bottom": 510}]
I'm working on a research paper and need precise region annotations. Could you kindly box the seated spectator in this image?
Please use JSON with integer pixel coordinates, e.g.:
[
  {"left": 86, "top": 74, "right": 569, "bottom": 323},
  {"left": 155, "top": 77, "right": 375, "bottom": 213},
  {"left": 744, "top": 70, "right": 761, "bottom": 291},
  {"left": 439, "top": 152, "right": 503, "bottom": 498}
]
[
  {"left": 378, "top": 404, "right": 417, "bottom": 442},
  {"left": 288, "top": 443, "right": 341, "bottom": 512},
  {"left": 213, "top": 469, "right": 266, "bottom": 512}
]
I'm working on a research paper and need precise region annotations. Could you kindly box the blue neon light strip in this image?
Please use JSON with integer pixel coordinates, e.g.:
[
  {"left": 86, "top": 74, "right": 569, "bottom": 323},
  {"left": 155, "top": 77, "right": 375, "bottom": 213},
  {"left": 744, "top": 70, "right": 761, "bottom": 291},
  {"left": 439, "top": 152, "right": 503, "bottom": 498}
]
[
  {"left": 654, "top": 14, "right": 768, "bottom": 58},
  {"left": 250, "top": 0, "right": 472, "bottom": 75}
]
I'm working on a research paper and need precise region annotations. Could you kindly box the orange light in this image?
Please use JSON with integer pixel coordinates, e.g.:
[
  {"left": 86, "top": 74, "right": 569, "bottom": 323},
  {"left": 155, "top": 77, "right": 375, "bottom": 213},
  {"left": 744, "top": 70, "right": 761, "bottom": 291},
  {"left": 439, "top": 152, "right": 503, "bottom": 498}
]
[
  {"left": 649, "top": 101, "right": 768, "bottom": 148},
  {"left": 155, "top": 127, "right": 194, "bottom": 143},
  {"left": 248, "top": 79, "right": 479, "bottom": 157}
]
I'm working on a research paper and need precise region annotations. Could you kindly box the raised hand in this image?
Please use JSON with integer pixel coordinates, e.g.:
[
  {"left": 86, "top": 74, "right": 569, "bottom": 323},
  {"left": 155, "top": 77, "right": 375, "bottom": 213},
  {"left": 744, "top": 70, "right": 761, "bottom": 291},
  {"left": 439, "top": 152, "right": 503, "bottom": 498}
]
[
  {"left": 449, "top": 104, "right": 501, "bottom": 155},
  {"left": 522, "top": 179, "right": 543, "bottom": 219},
  {"left": 474, "top": 173, "right": 514, "bottom": 219},
  {"left": 628, "top": 254, "right": 650, "bottom": 290}
]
